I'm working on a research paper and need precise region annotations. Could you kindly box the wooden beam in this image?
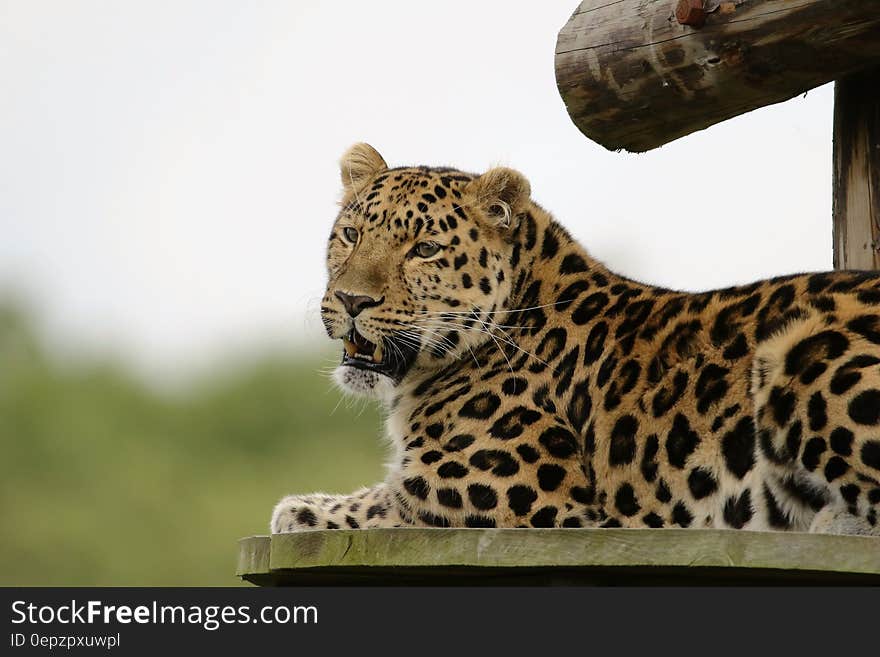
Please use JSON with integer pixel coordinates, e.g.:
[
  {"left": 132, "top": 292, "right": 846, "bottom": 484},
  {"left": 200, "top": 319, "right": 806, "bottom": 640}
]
[
  {"left": 833, "top": 67, "right": 880, "bottom": 271},
  {"left": 237, "top": 529, "right": 880, "bottom": 585},
  {"left": 555, "top": 0, "right": 880, "bottom": 152}
]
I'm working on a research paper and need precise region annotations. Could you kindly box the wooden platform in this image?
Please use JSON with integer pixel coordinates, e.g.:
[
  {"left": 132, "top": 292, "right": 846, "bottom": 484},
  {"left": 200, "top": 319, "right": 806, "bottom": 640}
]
[{"left": 237, "top": 528, "right": 880, "bottom": 586}]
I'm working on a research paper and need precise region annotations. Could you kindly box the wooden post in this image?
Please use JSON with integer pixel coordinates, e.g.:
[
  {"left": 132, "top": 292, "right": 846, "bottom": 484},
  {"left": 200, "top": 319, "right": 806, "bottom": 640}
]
[
  {"left": 833, "top": 67, "right": 880, "bottom": 271},
  {"left": 555, "top": 0, "right": 880, "bottom": 152}
]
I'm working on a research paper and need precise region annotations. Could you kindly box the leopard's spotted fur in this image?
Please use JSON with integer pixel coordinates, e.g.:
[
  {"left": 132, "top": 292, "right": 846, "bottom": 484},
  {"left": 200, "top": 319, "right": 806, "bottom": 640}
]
[{"left": 271, "top": 144, "right": 880, "bottom": 535}]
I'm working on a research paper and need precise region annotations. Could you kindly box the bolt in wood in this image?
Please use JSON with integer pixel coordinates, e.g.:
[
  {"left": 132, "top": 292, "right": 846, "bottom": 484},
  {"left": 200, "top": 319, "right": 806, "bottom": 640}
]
[{"left": 676, "top": 0, "right": 707, "bottom": 27}]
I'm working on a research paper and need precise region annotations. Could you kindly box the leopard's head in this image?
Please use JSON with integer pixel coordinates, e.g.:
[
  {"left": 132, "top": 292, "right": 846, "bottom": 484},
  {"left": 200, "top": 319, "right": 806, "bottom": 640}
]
[{"left": 321, "top": 143, "right": 533, "bottom": 398}]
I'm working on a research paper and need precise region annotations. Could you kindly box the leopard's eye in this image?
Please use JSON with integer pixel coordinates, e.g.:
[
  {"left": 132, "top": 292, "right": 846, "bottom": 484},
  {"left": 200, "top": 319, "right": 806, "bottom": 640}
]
[
  {"left": 342, "top": 227, "right": 359, "bottom": 244},
  {"left": 412, "top": 241, "right": 441, "bottom": 258}
]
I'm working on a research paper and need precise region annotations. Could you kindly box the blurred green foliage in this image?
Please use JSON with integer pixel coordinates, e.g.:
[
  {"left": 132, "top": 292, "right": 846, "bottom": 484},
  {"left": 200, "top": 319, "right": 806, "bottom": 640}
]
[{"left": 0, "top": 304, "right": 384, "bottom": 585}]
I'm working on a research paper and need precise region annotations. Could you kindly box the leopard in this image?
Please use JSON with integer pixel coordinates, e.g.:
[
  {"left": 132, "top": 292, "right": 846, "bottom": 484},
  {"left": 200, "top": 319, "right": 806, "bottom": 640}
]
[{"left": 271, "top": 143, "right": 880, "bottom": 536}]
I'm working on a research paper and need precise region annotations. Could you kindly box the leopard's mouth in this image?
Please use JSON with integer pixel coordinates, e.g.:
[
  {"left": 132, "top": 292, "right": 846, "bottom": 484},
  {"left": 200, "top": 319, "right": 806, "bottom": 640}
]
[
  {"left": 340, "top": 328, "right": 417, "bottom": 382},
  {"left": 342, "top": 328, "right": 383, "bottom": 365}
]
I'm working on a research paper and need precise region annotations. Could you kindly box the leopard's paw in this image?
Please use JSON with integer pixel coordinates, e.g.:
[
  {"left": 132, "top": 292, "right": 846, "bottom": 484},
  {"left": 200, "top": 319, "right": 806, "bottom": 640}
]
[{"left": 270, "top": 495, "right": 325, "bottom": 533}]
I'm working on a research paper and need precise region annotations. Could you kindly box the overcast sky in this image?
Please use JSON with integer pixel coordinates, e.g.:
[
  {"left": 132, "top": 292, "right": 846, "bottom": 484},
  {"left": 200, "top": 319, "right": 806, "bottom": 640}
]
[{"left": 0, "top": 0, "right": 834, "bottom": 380}]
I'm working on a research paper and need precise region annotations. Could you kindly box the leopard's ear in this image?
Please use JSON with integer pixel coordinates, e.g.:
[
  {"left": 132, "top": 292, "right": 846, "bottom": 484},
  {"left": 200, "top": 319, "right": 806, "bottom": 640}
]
[
  {"left": 339, "top": 143, "right": 388, "bottom": 195},
  {"left": 465, "top": 167, "right": 531, "bottom": 228}
]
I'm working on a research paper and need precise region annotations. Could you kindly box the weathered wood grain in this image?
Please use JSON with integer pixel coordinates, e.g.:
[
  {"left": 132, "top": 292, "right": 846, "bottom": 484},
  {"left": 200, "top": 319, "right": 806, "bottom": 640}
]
[
  {"left": 237, "top": 529, "right": 880, "bottom": 586},
  {"left": 833, "top": 67, "right": 880, "bottom": 271},
  {"left": 238, "top": 535, "right": 271, "bottom": 574},
  {"left": 555, "top": 0, "right": 880, "bottom": 152}
]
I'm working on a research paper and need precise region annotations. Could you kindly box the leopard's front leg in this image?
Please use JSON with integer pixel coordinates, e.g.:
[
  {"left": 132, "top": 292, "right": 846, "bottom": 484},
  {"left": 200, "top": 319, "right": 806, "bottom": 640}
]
[{"left": 270, "top": 483, "right": 408, "bottom": 532}]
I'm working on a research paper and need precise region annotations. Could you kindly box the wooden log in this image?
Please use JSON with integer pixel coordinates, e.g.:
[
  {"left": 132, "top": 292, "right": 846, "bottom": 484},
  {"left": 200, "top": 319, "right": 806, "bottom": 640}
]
[
  {"left": 555, "top": 0, "right": 880, "bottom": 152},
  {"left": 237, "top": 529, "right": 880, "bottom": 586},
  {"left": 833, "top": 67, "right": 880, "bottom": 271}
]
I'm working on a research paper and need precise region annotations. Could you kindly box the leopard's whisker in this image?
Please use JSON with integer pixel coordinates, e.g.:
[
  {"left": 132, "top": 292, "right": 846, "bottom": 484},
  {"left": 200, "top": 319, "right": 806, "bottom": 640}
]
[
  {"left": 417, "top": 299, "right": 573, "bottom": 316},
  {"left": 422, "top": 317, "right": 552, "bottom": 373},
  {"left": 412, "top": 317, "right": 532, "bottom": 331},
  {"left": 398, "top": 323, "right": 463, "bottom": 359},
  {"left": 400, "top": 322, "right": 480, "bottom": 367}
]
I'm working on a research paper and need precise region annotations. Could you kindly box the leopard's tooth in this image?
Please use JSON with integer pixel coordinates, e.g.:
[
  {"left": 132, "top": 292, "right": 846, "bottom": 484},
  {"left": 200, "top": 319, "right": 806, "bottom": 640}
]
[
  {"left": 343, "top": 337, "right": 358, "bottom": 357},
  {"left": 373, "top": 342, "right": 384, "bottom": 363}
]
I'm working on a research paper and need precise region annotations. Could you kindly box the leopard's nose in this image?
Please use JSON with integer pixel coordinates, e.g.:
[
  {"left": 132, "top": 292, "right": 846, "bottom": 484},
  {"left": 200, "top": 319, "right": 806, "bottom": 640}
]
[{"left": 334, "top": 291, "right": 384, "bottom": 317}]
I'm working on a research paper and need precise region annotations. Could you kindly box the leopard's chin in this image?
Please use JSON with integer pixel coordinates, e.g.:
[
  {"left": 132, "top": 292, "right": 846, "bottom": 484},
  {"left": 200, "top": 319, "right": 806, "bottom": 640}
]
[{"left": 332, "top": 364, "right": 396, "bottom": 401}]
